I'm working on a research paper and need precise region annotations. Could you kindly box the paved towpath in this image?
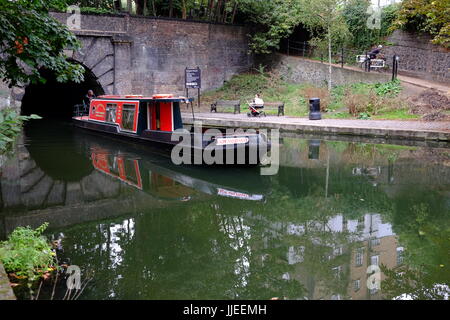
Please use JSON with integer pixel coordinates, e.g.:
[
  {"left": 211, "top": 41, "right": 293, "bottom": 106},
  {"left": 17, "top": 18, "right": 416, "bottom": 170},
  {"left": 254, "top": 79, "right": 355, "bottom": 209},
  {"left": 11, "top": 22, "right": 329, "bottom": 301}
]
[
  {"left": 398, "top": 74, "right": 450, "bottom": 93},
  {"left": 182, "top": 112, "right": 450, "bottom": 142}
]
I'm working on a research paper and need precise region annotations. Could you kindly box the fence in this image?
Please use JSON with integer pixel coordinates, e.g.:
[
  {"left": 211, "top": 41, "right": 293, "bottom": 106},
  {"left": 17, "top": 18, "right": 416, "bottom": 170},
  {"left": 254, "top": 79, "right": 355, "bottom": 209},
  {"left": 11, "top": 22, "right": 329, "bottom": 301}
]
[
  {"left": 281, "top": 39, "right": 361, "bottom": 68},
  {"left": 280, "top": 39, "right": 400, "bottom": 80}
]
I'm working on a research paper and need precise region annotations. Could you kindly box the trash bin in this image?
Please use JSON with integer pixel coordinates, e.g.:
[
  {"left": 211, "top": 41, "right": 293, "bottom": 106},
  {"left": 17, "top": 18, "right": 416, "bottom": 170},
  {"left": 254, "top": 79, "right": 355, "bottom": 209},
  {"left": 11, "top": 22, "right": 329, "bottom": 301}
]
[
  {"left": 309, "top": 98, "right": 321, "bottom": 120},
  {"left": 308, "top": 140, "right": 321, "bottom": 160}
]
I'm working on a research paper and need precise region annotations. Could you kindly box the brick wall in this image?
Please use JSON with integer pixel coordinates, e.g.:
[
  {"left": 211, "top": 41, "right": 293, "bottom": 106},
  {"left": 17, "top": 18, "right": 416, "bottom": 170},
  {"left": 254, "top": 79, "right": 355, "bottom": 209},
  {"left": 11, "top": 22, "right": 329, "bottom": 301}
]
[{"left": 51, "top": 13, "right": 253, "bottom": 96}]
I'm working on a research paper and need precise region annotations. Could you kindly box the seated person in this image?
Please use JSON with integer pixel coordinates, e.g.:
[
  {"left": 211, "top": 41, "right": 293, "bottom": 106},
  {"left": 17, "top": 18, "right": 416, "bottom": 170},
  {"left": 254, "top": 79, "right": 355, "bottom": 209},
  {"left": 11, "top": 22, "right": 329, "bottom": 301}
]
[
  {"left": 252, "top": 93, "right": 264, "bottom": 106},
  {"left": 249, "top": 94, "right": 264, "bottom": 116},
  {"left": 368, "top": 45, "right": 383, "bottom": 60}
]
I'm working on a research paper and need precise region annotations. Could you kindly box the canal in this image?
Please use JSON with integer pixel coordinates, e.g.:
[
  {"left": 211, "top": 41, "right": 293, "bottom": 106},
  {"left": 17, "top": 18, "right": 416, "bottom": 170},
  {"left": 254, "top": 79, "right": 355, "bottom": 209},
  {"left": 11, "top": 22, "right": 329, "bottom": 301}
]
[{"left": 0, "top": 119, "right": 449, "bottom": 300}]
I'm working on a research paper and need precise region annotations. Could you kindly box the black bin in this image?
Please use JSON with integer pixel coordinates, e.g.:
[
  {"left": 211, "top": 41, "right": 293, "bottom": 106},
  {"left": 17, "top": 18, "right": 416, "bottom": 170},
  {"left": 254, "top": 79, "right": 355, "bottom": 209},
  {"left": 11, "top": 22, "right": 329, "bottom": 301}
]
[{"left": 309, "top": 98, "right": 321, "bottom": 120}]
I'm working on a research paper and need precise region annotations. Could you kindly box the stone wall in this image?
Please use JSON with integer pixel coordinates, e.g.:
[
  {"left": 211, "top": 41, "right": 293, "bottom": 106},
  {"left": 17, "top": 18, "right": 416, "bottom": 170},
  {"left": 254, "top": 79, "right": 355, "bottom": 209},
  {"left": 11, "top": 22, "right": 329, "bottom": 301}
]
[
  {"left": 258, "top": 53, "right": 390, "bottom": 87},
  {"left": 0, "top": 81, "right": 22, "bottom": 112},
  {"left": 384, "top": 30, "right": 450, "bottom": 84},
  {"left": 0, "top": 263, "right": 15, "bottom": 300},
  {"left": 51, "top": 12, "right": 253, "bottom": 96}
]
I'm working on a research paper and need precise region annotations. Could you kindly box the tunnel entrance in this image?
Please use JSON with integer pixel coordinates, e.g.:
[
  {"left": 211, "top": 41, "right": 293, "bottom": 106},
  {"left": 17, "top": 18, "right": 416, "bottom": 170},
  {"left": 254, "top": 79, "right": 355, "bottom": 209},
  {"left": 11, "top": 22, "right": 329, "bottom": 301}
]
[{"left": 21, "top": 62, "right": 104, "bottom": 120}]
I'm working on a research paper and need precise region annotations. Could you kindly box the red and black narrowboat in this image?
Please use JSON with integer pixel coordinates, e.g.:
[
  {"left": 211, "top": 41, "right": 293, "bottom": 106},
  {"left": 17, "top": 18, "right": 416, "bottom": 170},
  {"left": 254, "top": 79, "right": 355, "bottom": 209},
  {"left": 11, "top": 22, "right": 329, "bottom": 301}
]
[{"left": 73, "top": 94, "right": 269, "bottom": 165}]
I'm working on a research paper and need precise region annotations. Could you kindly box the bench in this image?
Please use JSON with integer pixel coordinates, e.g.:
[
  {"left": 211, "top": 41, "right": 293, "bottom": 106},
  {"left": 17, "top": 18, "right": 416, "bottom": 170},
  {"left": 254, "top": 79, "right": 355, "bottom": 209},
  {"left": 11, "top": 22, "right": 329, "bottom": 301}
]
[
  {"left": 211, "top": 100, "right": 241, "bottom": 114},
  {"left": 263, "top": 102, "right": 285, "bottom": 116}
]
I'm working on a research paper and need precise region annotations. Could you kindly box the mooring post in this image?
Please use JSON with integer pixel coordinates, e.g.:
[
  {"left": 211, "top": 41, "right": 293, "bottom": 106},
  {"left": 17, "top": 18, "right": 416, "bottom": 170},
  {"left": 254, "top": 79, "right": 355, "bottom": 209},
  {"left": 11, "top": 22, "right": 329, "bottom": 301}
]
[{"left": 392, "top": 55, "right": 399, "bottom": 81}]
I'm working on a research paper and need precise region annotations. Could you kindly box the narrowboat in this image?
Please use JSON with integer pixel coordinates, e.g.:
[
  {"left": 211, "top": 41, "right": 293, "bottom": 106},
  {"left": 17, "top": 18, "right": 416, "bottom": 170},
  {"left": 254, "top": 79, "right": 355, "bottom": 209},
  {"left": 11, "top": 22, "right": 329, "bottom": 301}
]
[
  {"left": 73, "top": 94, "right": 270, "bottom": 165},
  {"left": 90, "top": 145, "right": 266, "bottom": 202}
]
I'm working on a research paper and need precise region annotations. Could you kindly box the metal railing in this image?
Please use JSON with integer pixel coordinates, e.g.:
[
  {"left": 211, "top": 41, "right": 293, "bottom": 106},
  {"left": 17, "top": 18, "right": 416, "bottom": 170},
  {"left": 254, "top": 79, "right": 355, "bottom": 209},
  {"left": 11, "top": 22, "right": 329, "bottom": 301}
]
[
  {"left": 282, "top": 39, "right": 362, "bottom": 68},
  {"left": 281, "top": 39, "right": 400, "bottom": 79},
  {"left": 73, "top": 104, "right": 89, "bottom": 117}
]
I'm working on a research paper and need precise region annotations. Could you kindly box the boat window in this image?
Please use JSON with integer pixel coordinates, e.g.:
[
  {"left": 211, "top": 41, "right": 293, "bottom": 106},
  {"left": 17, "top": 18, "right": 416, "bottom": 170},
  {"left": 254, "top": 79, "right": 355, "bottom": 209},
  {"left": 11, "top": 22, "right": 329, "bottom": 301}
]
[
  {"left": 106, "top": 104, "right": 117, "bottom": 123},
  {"left": 122, "top": 104, "right": 136, "bottom": 131}
]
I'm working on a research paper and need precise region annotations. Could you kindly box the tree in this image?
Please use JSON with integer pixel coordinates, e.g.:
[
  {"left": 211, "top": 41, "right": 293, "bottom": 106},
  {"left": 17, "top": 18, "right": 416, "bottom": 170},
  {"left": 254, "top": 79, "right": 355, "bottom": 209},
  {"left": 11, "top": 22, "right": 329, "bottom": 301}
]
[
  {"left": 298, "top": 0, "right": 351, "bottom": 92},
  {"left": 392, "top": 0, "right": 450, "bottom": 48},
  {"left": 0, "top": 0, "right": 85, "bottom": 87},
  {"left": 238, "top": 0, "right": 303, "bottom": 54}
]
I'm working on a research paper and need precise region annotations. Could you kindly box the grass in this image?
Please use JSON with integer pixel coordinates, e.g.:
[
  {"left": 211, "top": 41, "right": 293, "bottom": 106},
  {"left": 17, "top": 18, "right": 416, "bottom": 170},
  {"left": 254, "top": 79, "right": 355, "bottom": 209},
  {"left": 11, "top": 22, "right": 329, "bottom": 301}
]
[
  {"left": 201, "top": 73, "right": 412, "bottom": 120},
  {"left": 201, "top": 72, "right": 310, "bottom": 117},
  {"left": 371, "top": 109, "right": 420, "bottom": 120}
]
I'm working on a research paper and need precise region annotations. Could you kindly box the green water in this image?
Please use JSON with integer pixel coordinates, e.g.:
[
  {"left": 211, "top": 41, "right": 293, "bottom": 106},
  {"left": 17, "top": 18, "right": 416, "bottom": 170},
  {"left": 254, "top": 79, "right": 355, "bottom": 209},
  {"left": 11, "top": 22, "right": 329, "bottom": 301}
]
[{"left": 1, "top": 120, "right": 449, "bottom": 300}]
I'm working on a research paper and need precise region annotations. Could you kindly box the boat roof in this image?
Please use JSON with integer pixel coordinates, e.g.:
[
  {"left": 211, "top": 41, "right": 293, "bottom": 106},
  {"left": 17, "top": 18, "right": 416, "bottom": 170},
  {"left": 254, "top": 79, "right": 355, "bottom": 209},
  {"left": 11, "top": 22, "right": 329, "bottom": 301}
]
[{"left": 95, "top": 94, "right": 194, "bottom": 103}]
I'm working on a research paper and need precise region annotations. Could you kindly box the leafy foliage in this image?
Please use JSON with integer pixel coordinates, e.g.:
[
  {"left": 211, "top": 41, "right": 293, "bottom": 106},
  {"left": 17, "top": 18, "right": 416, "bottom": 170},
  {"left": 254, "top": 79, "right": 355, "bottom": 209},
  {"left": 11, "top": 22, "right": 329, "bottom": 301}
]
[
  {"left": 0, "top": 0, "right": 85, "bottom": 87},
  {"left": 392, "top": 0, "right": 450, "bottom": 48},
  {"left": 297, "top": 0, "right": 352, "bottom": 91},
  {"left": 62, "top": 1, "right": 401, "bottom": 55},
  {"left": 374, "top": 79, "right": 402, "bottom": 97},
  {"left": 240, "top": 0, "right": 303, "bottom": 54},
  {"left": 343, "top": 0, "right": 399, "bottom": 50},
  {"left": 0, "top": 109, "right": 41, "bottom": 153},
  {"left": 0, "top": 223, "right": 55, "bottom": 282}
]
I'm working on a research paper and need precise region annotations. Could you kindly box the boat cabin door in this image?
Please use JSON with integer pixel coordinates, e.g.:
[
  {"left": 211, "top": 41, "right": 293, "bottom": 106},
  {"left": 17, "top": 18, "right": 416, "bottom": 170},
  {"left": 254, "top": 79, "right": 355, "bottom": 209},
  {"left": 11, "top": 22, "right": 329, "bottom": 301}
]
[{"left": 148, "top": 101, "right": 173, "bottom": 132}]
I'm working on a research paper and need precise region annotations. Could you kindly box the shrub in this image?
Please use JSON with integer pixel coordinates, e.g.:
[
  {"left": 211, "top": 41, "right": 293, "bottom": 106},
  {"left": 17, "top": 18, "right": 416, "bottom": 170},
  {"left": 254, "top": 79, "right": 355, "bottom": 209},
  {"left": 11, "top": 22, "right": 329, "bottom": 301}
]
[
  {"left": 345, "top": 89, "right": 370, "bottom": 116},
  {"left": 374, "top": 79, "right": 402, "bottom": 97},
  {"left": 345, "top": 88, "right": 409, "bottom": 117},
  {"left": 299, "top": 86, "right": 331, "bottom": 112},
  {"left": 0, "top": 223, "right": 55, "bottom": 283}
]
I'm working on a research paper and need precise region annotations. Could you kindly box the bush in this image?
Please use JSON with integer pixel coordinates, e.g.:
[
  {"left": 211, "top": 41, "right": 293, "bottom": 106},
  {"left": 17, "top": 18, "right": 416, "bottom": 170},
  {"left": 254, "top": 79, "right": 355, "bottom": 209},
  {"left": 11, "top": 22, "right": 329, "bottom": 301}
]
[
  {"left": 0, "top": 223, "right": 55, "bottom": 282},
  {"left": 79, "top": 6, "right": 118, "bottom": 15},
  {"left": 374, "top": 79, "right": 402, "bottom": 97},
  {"left": 0, "top": 109, "right": 41, "bottom": 153},
  {"left": 345, "top": 88, "right": 408, "bottom": 117},
  {"left": 299, "top": 86, "right": 331, "bottom": 112}
]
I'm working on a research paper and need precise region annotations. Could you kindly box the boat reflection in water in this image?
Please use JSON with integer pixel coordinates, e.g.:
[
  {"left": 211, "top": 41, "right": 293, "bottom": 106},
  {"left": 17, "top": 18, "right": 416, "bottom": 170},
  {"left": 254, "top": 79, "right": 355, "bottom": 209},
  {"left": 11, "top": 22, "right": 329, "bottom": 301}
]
[{"left": 84, "top": 131, "right": 267, "bottom": 202}]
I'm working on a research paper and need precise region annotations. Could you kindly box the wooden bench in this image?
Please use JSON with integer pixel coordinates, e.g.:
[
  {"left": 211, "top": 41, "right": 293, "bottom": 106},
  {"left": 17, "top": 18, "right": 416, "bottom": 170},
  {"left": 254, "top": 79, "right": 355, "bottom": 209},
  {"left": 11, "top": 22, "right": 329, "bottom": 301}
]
[
  {"left": 211, "top": 100, "right": 241, "bottom": 114},
  {"left": 263, "top": 102, "right": 285, "bottom": 116}
]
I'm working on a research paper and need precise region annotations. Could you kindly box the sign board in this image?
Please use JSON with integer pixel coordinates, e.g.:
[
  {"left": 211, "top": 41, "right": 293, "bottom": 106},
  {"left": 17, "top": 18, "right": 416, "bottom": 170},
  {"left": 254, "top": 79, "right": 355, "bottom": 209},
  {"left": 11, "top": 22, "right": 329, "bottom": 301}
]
[
  {"left": 185, "top": 68, "right": 201, "bottom": 89},
  {"left": 370, "top": 59, "right": 385, "bottom": 68},
  {"left": 216, "top": 137, "right": 249, "bottom": 146}
]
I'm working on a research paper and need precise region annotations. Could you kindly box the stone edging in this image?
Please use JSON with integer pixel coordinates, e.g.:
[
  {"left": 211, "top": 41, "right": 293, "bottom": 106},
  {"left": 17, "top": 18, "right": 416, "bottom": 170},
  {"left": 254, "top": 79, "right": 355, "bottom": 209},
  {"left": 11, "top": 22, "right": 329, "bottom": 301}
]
[
  {"left": 0, "top": 262, "right": 15, "bottom": 300},
  {"left": 182, "top": 116, "right": 450, "bottom": 143}
]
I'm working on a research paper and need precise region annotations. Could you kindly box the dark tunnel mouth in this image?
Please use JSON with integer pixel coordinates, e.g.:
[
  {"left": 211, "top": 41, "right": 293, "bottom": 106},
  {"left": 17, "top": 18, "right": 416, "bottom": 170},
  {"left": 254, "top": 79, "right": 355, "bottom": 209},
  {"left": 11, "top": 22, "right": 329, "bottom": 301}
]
[{"left": 21, "top": 61, "right": 105, "bottom": 120}]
